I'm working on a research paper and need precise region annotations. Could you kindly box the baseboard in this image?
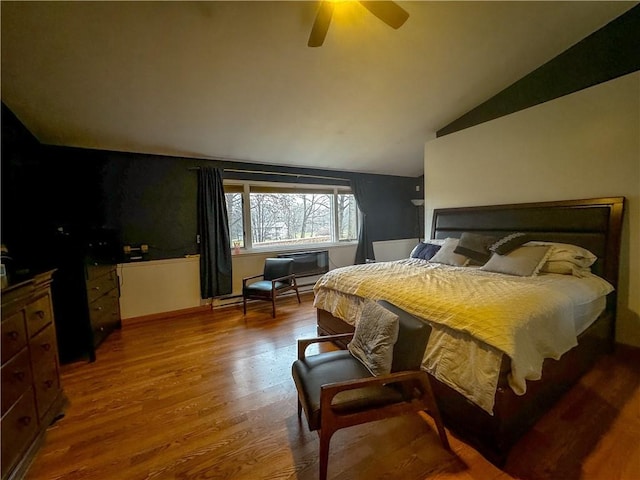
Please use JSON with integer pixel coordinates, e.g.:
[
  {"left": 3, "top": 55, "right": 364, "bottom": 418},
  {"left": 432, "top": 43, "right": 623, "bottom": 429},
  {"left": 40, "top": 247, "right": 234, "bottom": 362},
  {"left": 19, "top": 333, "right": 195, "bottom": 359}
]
[
  {"left": 122, "top": 289, "right": 315, "bottom": 324},
  {"left": 122, "top": 305, "right": 212, "bottom": 324}
]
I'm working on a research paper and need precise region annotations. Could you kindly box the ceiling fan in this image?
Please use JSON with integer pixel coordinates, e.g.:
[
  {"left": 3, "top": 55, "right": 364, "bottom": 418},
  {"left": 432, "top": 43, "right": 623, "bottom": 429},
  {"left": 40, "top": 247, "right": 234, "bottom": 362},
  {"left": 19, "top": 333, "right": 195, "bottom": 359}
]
[{"left": 308, "top": 1, "right": 409, "bottom": 47}]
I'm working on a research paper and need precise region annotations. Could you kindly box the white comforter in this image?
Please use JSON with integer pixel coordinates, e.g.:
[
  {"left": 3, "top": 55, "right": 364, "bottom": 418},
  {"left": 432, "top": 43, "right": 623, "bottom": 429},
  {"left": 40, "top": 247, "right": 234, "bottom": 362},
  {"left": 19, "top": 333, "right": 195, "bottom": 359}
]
[{"left": 313, "top": 259, "right": 613, "bottom": 414}]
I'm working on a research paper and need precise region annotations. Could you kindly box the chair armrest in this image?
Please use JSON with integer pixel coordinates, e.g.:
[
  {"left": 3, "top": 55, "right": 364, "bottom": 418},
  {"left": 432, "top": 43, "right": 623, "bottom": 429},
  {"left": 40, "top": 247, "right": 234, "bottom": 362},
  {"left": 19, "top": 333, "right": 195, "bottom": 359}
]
[
  {"left": 320, "top": 370, "right": 431, "bottom": 408},
  {"left": 271, "top": 273, "right": 296, "bottom": 283},
  {"left": 318, "top": 368, "right": 450, "bottom": 451},
  {"left": 297, "top": 333, "right": 354, "bottom": 360},
  {"left": 322, "top": 370, "right": 428, "bottom": 396}
]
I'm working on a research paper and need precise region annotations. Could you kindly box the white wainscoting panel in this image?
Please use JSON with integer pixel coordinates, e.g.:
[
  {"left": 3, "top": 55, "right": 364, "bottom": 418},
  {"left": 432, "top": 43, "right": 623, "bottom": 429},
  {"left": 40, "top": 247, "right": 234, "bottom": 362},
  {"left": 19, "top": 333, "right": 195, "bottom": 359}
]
[
  {"left": 372, "top": 238, "right": 419, "bottom": 262},
  {"left": 118, "top": 256, "right": 202, "bottom": 320},
  {"left": 118, "top": 244, "right": 358, "bottom": 320}
]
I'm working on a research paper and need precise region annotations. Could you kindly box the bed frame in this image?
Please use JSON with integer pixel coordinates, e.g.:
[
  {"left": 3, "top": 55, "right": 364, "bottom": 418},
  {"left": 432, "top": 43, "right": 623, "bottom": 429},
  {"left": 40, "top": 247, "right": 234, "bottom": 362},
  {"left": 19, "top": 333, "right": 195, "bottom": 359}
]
[{"left": 316, "top": 197, "right": 626, "bottom": 466}]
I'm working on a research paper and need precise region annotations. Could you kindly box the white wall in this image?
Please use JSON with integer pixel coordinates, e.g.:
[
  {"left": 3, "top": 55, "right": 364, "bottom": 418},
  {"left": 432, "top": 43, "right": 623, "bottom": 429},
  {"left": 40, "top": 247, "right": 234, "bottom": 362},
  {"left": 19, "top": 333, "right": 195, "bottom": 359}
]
[
  {"left": 118, "top": 244, "right": 357, "bottom": 320},
  {"left": 424, "top": 72, "right": 640, "bottom": 346},
  {"left": 373, "top": 238, "right": 419, "bottom": 262},
  {"left": 118, "top": 256, "right": 202, "bottom": 319}
]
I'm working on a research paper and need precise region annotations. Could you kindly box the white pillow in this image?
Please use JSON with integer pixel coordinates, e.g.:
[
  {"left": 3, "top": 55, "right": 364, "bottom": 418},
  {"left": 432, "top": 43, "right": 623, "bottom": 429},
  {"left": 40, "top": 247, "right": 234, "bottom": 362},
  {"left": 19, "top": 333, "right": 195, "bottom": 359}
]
[
  {"left": 540, "top": 260, "right": 591, "bottom": 277},
  {"left": 428, "top": 238, "right": 469, "bottom": 267},
  {"left": 348, "top": 300, "right": 399, "bottom": 376},
  {"left": 525, "top": 241, "right": 597, "bottom": 268},
  {"left": 480, "top": 246, "right": 552, "bottom": 277}
]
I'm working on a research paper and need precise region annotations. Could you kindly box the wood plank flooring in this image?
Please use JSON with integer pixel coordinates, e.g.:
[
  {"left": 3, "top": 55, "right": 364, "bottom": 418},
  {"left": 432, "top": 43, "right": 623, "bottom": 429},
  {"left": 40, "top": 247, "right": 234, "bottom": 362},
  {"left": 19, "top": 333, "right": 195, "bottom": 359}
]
[{"left": 25, "top": 293, "right": 640, "bottom": 480}]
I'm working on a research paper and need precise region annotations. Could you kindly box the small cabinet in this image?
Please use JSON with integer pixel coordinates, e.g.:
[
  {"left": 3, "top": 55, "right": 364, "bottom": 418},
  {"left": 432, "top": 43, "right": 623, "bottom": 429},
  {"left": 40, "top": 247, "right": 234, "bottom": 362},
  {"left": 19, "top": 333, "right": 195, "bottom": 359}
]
[{"left": 1, "top": 270, "right": 65, "bottom": 480}]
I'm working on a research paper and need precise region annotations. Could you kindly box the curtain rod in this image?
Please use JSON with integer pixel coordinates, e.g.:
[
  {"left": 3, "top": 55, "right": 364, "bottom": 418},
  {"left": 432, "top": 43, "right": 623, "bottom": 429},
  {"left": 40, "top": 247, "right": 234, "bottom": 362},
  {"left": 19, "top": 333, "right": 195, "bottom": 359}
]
[{"left": 188, "top": 166, "right": 349, "bottom": 182}]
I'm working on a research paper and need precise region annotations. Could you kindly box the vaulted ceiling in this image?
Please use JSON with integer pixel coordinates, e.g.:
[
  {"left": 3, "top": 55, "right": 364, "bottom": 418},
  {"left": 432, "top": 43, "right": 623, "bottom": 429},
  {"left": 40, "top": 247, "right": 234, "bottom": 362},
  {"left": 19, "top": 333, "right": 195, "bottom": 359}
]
[{"left": 1, "top": 1, "right": 635, "bottom": 177}]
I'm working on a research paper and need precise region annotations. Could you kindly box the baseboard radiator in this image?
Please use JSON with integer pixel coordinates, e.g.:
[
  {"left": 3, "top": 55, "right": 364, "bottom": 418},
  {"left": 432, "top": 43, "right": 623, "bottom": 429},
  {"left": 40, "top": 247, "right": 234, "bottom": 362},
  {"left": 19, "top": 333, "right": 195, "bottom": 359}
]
[{"left": 277, "top": 250, "right": 329, "bottom": 277}]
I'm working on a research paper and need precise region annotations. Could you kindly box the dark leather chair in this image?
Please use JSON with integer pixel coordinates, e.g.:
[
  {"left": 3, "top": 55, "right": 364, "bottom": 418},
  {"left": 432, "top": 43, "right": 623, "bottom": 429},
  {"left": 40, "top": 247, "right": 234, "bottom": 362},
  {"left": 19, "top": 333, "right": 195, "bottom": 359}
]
[
  {"left": 242, "top": 257, "right": 301, "bottom": 318},
  {"left": 291, "top": 300, "right": 449, "bottom": 480}
]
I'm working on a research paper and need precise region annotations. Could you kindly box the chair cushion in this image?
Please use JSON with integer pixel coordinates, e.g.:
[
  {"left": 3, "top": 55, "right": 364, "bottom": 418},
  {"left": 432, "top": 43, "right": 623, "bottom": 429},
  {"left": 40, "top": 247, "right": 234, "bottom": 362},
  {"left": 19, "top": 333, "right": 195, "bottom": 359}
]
[
  {"left": 291, "top": 350, "right": 403, "bottom": 431},
  {"left": 377, "top": 300, "right": 432, "bottom": 372},
  {"left": 348, "top": 300, "right": 399, "bottom": 376},
  {"left": 244, "top": 280, "right": 290, "bottom": 293}
]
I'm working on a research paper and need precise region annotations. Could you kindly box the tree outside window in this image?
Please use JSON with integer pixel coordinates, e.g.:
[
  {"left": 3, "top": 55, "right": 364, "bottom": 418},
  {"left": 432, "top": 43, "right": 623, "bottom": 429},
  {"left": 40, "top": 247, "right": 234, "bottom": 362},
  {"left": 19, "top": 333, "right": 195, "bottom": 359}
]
[{"left": 224, "top": 183, "right": 358, "bottom": 250}]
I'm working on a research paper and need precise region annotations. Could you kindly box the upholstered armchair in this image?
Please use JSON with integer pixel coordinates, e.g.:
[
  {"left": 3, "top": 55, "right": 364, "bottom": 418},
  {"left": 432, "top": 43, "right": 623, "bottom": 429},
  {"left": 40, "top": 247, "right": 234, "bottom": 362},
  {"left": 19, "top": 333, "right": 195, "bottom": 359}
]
[
  {"left": 242, "top": 257, "right": 301, "bottom": 318},
  {"left": 291, "top": 300, "right": 449, "bottom": 480}
]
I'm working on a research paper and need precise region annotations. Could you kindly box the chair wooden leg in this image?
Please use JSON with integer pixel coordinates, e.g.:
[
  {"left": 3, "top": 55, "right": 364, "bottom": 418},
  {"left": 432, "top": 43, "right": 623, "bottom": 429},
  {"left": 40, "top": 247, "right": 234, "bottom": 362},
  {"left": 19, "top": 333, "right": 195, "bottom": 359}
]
[
  {"left": 422, "top": 377, "right": 450, "bottom": 450},
  {"left": 271, "top": 293, "right": 276, "bottom": 318},
  {"left": 318, "top": 429, "right": 333, "bottom": 480},
  {"left": 433, "top": 411, "right": 450, "bottom": 450},
  {"left": 243, "top": 295, "right": 247, "bottom": 315}
]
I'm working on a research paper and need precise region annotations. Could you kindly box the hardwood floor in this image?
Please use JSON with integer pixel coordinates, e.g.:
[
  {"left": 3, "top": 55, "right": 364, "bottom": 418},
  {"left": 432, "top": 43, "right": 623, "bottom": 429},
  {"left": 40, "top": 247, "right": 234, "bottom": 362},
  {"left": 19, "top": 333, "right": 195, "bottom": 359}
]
[{"left": 25, "top": 293, "right": 640, "bottom": 480}]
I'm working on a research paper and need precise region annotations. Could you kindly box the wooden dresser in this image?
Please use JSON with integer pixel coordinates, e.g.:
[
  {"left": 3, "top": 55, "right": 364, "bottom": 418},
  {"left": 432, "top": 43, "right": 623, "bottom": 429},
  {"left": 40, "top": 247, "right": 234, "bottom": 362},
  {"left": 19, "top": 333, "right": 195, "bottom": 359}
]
[
  {"left": 1, "top": 270, "right": 65, "bottom": 480},
  {"left": 85, "top": 263, "right": 121, "bottom": 359},
  {"left": 52, "top": 255, "right": 121, "bottom": 364}
]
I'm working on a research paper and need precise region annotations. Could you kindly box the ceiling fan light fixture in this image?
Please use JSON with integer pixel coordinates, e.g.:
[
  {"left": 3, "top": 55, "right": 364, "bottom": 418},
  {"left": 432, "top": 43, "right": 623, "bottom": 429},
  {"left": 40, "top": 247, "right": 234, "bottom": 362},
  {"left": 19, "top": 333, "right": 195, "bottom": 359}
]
[
  {"left": 308, "top": 0, "right": 409, "bottom": 47},
  {"left": 359, "top": 1, "right": 409, "bottom": 29},
  {"left": 308, "top": 1, "right": 336, "bottom": 47}
]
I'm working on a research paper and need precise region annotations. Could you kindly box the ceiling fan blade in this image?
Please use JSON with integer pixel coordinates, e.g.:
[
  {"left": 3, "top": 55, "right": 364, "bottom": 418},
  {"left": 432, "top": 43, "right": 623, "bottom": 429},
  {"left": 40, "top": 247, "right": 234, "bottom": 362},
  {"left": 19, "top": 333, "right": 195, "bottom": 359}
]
[
  {"left": 359, "top": 1, "right": 409, "bottom": 29},
  {"left": 308, "top": 1, "right": 335, "bottom": 47}
]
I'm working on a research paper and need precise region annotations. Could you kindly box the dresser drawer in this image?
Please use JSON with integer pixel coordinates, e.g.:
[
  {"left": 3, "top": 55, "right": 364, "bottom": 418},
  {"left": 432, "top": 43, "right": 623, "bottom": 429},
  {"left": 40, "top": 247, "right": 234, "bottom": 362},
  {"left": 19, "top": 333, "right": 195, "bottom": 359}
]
[
  {"left": 89, "top": 288, "right": 120, "bottom": 325},
  {"left": 1, "top": 388, "right": 38, "bottom": 480},
  {"left": 86, "top": 269, "right": 118, "bottom": 304},
  {"left": 1, "top": 311, "right": 27, "bottom": 364},
  {"left": 30, "top": 324, "right": 58, "bottom": 370},
  {"left": 1, "top": 347, "right": 32, "bottom": 416},
  {"left": 30, "top": 325, "right": 60, "bottom": 420},
  {"left": 33, "top": 360, "right": 60, "bottom": 422},
  {"left": 86, "top": 264, "right": 116, "bottom": 282},
  {"left": 25, "top": 294, "right": 53, "bottom": 337}
]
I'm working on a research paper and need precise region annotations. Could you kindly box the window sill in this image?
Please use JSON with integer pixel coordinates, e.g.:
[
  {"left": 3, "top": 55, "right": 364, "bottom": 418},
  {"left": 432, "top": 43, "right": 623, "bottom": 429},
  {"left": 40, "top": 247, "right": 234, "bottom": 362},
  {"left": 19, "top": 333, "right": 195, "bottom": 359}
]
[{"left": 232, "top": 242, "right": 357, "bottom": 257}]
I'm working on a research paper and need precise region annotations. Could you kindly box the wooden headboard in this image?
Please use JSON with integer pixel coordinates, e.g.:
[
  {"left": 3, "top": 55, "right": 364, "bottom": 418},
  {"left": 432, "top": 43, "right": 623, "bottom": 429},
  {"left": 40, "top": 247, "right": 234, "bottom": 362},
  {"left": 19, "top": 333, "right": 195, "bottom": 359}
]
[{"left": 431, "top": 197, "right": 625, "bottom": 289}]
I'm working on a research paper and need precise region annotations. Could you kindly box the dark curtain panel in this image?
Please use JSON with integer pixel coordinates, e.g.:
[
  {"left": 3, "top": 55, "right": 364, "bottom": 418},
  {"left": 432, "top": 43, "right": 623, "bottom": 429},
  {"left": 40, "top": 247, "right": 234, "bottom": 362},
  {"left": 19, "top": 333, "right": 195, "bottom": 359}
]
[
  {"left": 197, "top": 167, "right": 232, "bottom": 299},
  {"left": 352, "top": 178, "right": 376, "bottom": 264}
]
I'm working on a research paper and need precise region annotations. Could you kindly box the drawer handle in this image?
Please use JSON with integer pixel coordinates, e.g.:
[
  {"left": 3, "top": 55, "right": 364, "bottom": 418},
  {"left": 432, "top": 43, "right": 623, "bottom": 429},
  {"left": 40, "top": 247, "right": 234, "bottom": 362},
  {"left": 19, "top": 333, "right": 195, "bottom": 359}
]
[
  {"left": 7, "top": 330, "right": 20, "bottom": 340},
  {"left": 19, "top": 416, "right": 32, "bottom": 427},
  {"left": 34, "top": 310, "right": 46, "bottom": 320},
  {"left": 13, "top": 371, "right": 26, "bottom": 381},
  {"left": 93, "top": 286, "right": 101, "bottom": 291},
  {"left": 44, "top": 379, "right": 54, "bottom": 388},
  {"left": 96, "top": 306, "right": 103, "bottom": 311},
  {"left": 41, "top": 343, "right": 52, "bottom": 351}
]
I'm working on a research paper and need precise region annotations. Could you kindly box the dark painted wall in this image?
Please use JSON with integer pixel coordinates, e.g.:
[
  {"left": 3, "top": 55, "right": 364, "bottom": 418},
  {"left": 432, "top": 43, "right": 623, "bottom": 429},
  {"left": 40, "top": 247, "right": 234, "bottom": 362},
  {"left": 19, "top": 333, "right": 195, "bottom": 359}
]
[
  {"left": 437, "top": 5, "right": 640, "bottom": 137},
  {"left": 98, "top": 151, "right": 420, "bottom": 260},
  {"left": 2, "top": 105, "right": 420, "bottom": 265}
]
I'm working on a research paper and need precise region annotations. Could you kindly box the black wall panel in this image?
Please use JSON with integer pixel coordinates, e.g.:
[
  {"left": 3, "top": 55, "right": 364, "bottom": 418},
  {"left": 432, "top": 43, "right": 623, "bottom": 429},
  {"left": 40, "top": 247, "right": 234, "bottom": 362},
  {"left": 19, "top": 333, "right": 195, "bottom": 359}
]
[{"left": 2, "top": 105, "right": 420, "bottom": 265}]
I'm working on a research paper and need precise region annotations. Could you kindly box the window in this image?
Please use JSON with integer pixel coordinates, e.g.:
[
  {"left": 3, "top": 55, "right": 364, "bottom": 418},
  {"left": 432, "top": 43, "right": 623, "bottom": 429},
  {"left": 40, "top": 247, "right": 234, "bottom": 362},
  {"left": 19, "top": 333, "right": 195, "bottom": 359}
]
[
  {"left": 224, "top": 182, "right": 358, "bottom": 250},
  {"left": 224, "top": 185, "right": 245, "bottom": 248}
]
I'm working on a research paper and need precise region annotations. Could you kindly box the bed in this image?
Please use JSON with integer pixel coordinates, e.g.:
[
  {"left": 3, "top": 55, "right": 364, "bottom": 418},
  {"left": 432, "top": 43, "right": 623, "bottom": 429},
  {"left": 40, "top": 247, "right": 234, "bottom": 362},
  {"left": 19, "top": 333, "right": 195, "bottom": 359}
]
[{"left": 313, "top": 197, "right": 625, "bottom": 466}]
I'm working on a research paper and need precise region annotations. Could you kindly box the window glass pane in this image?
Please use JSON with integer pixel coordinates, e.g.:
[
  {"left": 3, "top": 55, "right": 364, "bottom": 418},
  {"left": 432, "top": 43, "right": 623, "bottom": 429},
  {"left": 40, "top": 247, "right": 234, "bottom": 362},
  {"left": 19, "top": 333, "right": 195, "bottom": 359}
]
[
  {"left": 250, "top": 192, "right": 332, "bottom": 247},
  {"left": 337, "top": 194, "right": 358, "bottom": 241},
  {"left": 225, "top": 192, "right": 244, "bottom": 248}
]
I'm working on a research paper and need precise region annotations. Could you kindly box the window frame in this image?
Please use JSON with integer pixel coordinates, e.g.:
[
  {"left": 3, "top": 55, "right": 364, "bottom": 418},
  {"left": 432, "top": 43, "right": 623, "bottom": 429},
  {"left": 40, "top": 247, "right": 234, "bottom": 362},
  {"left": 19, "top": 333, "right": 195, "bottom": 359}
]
[{"left": 224, "top": 180, "right": 358, "bottom": 253}]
